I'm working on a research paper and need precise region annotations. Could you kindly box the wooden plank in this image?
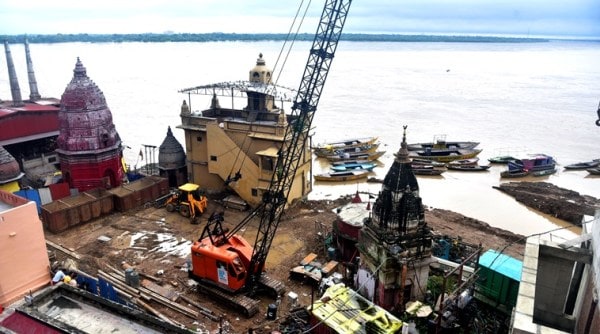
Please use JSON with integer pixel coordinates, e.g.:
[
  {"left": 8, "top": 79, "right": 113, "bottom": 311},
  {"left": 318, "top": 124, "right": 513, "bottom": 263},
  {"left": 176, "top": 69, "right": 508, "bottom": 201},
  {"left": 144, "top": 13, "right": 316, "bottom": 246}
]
[
  {"left": 300, "top": 253, "right": 318, "bottom": 266},
  {"left": 139, "top": 287, "right": 199, "bottom": 319},
  {"left": 97, "top": 270, "right": 140, "bottom": 296},
  {"left": 321, "top": 261, "right": 339, "bottom": 275},
  {"left": 45, "top": 239, "right": 82, "bottom": 260},
  {"left": 104, "top": 264, "right": 200, "bottom": 319},
  {"left": 178, "top": 295, "right": 220, "bottom": 322},
  {"left": 141, "top": 279, "right": 179, "bottom": 301},
  {"left": 133, "top": 298, "right": 179, "bottom": 326}
]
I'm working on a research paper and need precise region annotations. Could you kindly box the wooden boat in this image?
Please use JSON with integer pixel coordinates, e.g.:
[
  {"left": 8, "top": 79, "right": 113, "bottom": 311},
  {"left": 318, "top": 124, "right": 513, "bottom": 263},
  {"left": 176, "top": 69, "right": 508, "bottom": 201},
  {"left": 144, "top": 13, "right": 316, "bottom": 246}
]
[
  {"left": 314, "top": 142, "right": 379, "bottom": 158},
  {"left": 501, "top": 154, "right": 556, "bottom": 178},
  {"left": 411, "top": 163, "right": 437, "bottom": 170},
  {"left": 500, "top": 170, "right": 529, "bottom": 178},
  {"left": 586, "top": 167, "right": 600, "bottom": 175},
  {"left": 331, "top": 159, "right": 370, "bottom": 166},
  {"left": 406, "top": 135, "right": 479, "bottom": 151},
  {"left": 507, "top": 154, "right": 556, "bottom": 173},
  {"left": 446, "top": 164, "right": 490, "bottom": 172},
  {"left": 531, "top": 168, "right": 557, "bottom": 177},
  {"left": 488, "top": 156, "right": 516, "bottom": 164},
  {"left": 408, "top": 148, "right": 482, "bottom": 163},
  {"left": 314, "top": 170, "right": 370, "bottom": 182},
  {"left": 411, "top": 158, "right": 446, "bottom": 167},
  {"left": 564, "top": 159, "right": 600, "bottom": 170},
  {"left": 330, "top": 161, "right": 377, "bottom": 172},
  {"left": 412, "top": 167, "right": 445, "bottom": 176},
  {"left": 447, "top": 157, "right": 480, "bottom": 166},
  {"left": 313, "top": 136, "right": 378, "bottom": 152},
  {"left": 325, "top": 150, "right": 385, "bottom": 163}
]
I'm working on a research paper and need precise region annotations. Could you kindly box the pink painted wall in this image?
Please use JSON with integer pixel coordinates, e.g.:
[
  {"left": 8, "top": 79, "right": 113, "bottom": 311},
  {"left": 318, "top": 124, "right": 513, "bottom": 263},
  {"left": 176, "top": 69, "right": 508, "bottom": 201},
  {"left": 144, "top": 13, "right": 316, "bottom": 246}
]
[{"left": 0, "top": 190, "right": 50, "bottom": 306}]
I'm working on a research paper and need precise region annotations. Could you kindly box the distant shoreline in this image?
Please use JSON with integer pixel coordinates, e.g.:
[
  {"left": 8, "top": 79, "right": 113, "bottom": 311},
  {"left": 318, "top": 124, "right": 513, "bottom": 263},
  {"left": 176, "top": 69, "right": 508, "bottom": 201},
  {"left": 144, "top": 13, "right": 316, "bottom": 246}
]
[{"left": 0, "top": 33, "right": 563, "bottom": 44}]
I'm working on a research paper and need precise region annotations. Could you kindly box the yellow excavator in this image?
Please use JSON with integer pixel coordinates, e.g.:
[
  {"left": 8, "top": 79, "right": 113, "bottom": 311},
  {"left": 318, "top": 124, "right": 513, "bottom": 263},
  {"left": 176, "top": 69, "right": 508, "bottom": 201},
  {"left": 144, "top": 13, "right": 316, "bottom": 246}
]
[{"left": 164, "top": 183, "right": 207, "bottom": 223}]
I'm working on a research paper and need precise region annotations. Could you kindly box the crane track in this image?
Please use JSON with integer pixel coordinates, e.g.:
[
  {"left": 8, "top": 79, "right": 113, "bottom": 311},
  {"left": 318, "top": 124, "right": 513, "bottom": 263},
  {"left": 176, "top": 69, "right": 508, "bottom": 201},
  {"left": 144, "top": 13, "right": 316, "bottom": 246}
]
[
  {"left": 196, "top": 283, "right": 260, "bottom": 317},
  {"left": 193, "top": 275, "right": 284, "bottom": 318},
  {"left": 259, "top": 275, "right": 286, "bottom": 298}
]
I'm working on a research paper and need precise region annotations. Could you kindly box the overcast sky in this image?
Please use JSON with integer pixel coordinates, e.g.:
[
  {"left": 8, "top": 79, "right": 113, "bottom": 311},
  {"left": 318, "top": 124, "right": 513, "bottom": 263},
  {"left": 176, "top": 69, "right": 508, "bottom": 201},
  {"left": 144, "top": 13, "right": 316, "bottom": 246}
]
[{"left": 1, "top": 0, "right": 598, "bottom": 38}]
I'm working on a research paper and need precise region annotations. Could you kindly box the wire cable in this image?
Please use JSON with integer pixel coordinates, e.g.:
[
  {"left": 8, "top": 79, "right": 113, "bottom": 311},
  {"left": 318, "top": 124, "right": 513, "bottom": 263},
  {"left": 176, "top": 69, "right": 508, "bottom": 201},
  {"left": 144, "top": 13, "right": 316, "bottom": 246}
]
[
  {"left": 488, "top": 220, "right": 584, "bottom": 271},
  {"left": 301, "top": 258, "right": 392, "bottom": 333},
  {"left": 272, "top": 0, "right": 312, "bottom": 87}
]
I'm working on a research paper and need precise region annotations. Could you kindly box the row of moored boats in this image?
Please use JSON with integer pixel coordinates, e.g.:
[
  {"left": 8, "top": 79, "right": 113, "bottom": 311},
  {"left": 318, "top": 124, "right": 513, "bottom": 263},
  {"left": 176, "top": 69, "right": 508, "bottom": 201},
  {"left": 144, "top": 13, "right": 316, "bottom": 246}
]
[
  {"left": 312, "top": 135, "right": 600, "bottom": 182},
  {"left": 312, "top": 137, "right": 383, "bottom": 182}
]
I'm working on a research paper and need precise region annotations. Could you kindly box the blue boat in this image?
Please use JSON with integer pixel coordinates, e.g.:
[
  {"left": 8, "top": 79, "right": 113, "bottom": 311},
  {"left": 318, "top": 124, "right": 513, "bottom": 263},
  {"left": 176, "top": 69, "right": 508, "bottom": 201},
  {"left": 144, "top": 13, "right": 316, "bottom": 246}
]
[
  {"left": 501, "top": 153, "right": 556, "bottom": 178},
  {"left": 507, "top": 154, "right": 556, "bottom": 173},
  {"left": 330, "top": 161, "right": 377, "bottom": 172}
]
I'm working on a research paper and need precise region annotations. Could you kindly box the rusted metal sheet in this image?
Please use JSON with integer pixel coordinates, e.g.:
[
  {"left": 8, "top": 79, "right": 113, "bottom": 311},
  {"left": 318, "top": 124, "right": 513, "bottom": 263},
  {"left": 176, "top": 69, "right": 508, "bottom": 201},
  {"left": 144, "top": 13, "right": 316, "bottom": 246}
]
[
  {"left": 42, "top": 177, "right": 168, "bottom": 232},
  {"left": 41, "top": 188, "right": 114, "bottom": 233},
  {"left": 110, "top": 176, "right": 169, "bottom": 212}
]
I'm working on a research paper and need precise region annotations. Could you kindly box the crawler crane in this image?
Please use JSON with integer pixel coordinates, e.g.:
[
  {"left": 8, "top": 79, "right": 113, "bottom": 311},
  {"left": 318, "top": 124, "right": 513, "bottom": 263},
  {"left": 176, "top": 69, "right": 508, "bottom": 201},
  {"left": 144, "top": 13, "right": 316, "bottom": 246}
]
[{"left": 188, "top": 0, "right": 352, "bottom": 316}]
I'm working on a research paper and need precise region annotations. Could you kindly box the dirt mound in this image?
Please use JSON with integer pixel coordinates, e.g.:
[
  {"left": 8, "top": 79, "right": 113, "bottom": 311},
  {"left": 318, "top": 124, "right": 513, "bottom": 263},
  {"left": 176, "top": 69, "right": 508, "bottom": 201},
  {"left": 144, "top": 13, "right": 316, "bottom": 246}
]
[{"left": 494, "top": 181, "right": 600, "bottom": 224}]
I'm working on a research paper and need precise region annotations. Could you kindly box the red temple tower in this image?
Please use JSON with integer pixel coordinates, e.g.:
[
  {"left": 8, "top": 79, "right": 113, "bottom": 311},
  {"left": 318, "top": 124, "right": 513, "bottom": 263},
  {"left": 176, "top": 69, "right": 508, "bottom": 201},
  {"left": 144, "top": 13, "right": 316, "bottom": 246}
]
[{"left": 56, "top": 58, "right": 124, "bottom": 192}]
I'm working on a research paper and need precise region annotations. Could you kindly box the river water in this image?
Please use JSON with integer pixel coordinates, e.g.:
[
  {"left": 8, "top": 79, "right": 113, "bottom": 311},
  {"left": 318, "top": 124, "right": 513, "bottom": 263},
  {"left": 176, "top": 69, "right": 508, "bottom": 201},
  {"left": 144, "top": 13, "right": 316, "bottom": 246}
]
[{"left": 1, "top": 39, "right": 599, "bottom": 240}]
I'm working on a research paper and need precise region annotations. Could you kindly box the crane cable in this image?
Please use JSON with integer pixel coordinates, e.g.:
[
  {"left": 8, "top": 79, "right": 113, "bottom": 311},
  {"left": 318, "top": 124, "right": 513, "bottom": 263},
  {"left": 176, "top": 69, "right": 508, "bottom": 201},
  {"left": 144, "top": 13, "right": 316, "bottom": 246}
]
[
  {"left": 226, "top": 0, "right": 311, "bottom": 185},
  {"left": 225, "top": 124, "right": 254, "bottom": 185},
  {"left": 272, "top": 0, "right": 312, "bottom": 86}
]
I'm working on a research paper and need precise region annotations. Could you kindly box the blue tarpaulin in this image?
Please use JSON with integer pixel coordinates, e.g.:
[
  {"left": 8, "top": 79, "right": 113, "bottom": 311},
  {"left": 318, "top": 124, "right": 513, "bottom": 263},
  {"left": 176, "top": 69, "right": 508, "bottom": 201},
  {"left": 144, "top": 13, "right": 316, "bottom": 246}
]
[
  {"left": 98, "top": 277, "right": 122, "bottom": 304},
  {"left": 14, "top": 189, "right": 42, "bottom": 214}
]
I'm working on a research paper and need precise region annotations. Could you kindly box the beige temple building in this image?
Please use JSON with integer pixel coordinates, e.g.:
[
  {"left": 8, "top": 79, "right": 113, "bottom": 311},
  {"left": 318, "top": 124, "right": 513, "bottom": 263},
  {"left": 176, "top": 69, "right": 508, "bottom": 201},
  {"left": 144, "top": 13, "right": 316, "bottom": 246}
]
[{"left": 178, "top": 54, "right": 312, "bottom": 206}]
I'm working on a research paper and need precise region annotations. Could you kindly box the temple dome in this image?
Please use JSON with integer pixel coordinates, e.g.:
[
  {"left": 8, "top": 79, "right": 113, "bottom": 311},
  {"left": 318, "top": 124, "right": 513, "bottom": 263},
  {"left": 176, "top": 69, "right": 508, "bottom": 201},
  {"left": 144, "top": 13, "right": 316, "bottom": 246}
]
[
  {"left": 0, "top": 146, "right": 23, "bottom": 183},
  {"left": 249, "top": 53, "right": 272, "bottom": 84},
  {"left": 57, "top": 58, "right": 121, "bottom": 152},
  {"left": 158, "top": 126, "right": 186, "bottom": 170}
]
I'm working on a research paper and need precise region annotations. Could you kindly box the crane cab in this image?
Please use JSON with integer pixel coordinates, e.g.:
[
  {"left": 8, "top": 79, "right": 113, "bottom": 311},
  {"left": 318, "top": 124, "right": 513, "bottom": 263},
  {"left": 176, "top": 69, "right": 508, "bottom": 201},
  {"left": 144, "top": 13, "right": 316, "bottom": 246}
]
[{"left": 190, "top": 234, "right": 257, "bottom": 292}]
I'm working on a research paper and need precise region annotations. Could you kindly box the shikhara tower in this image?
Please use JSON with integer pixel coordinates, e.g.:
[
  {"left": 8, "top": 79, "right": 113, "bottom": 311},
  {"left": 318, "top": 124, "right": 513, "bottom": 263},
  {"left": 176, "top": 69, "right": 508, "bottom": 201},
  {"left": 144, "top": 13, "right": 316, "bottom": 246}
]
[
  {"left": 56, "top": 58, "right": 124, "bottom": 192},
  {"left": 356, "top": 125, "right": 433, "bottom": 313}
]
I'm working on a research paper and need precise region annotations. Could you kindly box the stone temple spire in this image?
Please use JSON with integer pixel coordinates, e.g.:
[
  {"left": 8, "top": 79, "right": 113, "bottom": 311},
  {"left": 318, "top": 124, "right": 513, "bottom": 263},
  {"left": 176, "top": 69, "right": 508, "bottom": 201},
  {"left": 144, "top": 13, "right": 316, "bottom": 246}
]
[
  {"left": 395, "top": 125, "right": 412, "bottom": 165},
  {"left": 356, "top": 126, "right": 433, "bottom": 311},
  {"left": 371, "top": 125, "right": 423, "bottom": 235}
]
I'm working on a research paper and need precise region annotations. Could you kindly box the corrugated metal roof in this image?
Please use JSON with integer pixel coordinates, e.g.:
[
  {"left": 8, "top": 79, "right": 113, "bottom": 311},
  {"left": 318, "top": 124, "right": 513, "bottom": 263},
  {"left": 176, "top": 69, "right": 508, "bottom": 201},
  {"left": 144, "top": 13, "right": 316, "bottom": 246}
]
[
  {"left": 479, "top": 249, "right": 523, "bottom": 281},
  {"left": 311, "top": 283, "right": 403, "bottom": 333}
]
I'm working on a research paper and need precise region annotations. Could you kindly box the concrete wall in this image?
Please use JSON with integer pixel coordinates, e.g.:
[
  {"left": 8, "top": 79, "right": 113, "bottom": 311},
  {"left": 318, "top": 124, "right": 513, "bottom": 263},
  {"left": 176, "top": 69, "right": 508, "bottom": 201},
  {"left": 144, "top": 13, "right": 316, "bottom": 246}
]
[
  {"left": 0, "top": 190, "right": 50, "bottom": 305},
  {"left": 575, "top": 209, "right": 600, "bottom": 334},
  {"left": 592, "top": 209, "right": 600, "bottom": 307}
]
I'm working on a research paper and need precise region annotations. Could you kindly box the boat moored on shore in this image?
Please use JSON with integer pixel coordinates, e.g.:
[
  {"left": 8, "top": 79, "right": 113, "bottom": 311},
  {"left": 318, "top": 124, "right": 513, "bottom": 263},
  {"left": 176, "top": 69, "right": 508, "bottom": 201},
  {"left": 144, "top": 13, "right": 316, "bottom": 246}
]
[
  {"left": 314, "top": 169, "right": 370, "bottom": 182},
  {"left": 406, "top": 134, "right": 478, "bottom": 151},
  {"left": 330, "top": 161, "right": 377, "bottom": 172},
  {"left": 313, "top": 136, "right": 378, "bottom": 152},
  {"left": 408, "top": 148, "right": 482, "bottom": 163},
  {"left": 563, "top": 159, "right": 600, "bottom": 170}
]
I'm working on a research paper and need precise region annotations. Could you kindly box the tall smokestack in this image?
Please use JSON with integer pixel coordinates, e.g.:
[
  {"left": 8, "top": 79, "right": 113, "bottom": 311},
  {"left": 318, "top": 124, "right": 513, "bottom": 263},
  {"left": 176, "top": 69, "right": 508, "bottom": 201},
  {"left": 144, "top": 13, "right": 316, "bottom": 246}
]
[
  {"left": 25, "top": 39, "right": 41, "bottom": 101},
  {"left": 4, "top": 40, "right": 24, "bottom": 107}
]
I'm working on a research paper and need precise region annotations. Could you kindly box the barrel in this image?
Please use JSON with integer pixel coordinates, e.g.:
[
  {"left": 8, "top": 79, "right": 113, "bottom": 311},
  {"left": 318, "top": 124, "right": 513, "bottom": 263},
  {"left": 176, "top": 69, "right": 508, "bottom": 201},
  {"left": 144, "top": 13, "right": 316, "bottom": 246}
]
[
  {"left": 125, "top": 268, "right": 140, "bottom": 288},
  {"left": 266, "top": 303, "right": 277, "bottom": 320},
  {"left": 327, "top": 247, "right": 336, "bottom": 260}
]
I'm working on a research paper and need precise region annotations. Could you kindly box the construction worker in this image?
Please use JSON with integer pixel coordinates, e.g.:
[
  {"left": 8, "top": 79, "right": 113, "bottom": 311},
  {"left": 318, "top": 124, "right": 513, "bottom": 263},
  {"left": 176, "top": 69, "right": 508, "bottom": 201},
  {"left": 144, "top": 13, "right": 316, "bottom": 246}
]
[{"left": 51, "top": 269, "right": 66, "bottom": 285}]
